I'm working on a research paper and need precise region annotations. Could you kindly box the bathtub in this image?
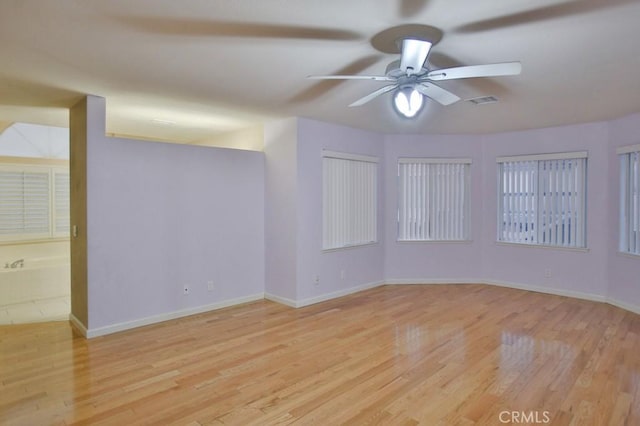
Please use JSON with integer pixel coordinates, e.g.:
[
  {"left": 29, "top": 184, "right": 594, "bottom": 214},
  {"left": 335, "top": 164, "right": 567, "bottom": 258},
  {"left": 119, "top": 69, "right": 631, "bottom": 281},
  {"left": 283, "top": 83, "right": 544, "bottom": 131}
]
[{"left": 0, "top": 256, "right": 70, "bottom": 305}]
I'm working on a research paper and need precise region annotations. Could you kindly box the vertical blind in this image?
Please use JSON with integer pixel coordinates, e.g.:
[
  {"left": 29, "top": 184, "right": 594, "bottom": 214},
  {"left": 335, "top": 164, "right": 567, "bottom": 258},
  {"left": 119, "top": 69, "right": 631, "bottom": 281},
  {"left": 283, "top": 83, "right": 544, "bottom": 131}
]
[
  {"left": 0, "top": 165, "right": 69, "bottom": 241},
  {"left": 619, "top": 146, "right": 640, "bottom": 255},
  {"left": 398, "top": 159, "right": 471, "bottom": 241},
  {"left": 322, "top": 152, "right": 378, "bottom": 250},
  {"left": 497, "top": 152, "right": 587, "bottom": 248}
]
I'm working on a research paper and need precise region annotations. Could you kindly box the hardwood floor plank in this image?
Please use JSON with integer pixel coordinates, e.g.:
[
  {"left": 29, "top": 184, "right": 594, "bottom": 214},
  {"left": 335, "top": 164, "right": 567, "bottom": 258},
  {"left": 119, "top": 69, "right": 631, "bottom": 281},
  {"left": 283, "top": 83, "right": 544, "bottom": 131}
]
[{"left": 0, "top": 284, "right": 638, "bottom": 425}]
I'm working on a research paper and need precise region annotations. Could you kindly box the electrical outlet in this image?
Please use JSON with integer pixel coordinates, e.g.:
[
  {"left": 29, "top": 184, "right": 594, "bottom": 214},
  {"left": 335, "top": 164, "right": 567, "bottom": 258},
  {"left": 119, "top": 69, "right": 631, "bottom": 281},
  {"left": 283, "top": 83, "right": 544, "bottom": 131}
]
[
  {"left": 183, "top": 284, "right": 190, "bottom": 295},
  {"left": 314, "top": 275, "right": 320, "bottom": 286},
  {"left": 340, "top": 270, "right": 346, "bottom": 280},
  {"left": 544, "top": 269, "right": 552, "bottom": 278},
  {"left": 207, "top": 280, "right": 214, "bottom": 292}
]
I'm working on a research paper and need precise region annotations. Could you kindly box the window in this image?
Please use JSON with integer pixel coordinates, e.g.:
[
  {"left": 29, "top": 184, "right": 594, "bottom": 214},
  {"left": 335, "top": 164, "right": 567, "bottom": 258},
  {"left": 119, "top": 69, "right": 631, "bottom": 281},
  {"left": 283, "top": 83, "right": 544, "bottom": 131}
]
[
  {"left": 0, "top": 163, "right": 69, "bottom": 242},
  {"left": 322, "top": 151, "right": 378, "bottom": 250},
  {"left": 397, "top": 158, "right": 471, "bottom": 241},
  {"left": 618, "top": 144, "right": 640, "bottom": 255},
  {"left": 497, "top": 152, "right": 587, "bottom": 248}
]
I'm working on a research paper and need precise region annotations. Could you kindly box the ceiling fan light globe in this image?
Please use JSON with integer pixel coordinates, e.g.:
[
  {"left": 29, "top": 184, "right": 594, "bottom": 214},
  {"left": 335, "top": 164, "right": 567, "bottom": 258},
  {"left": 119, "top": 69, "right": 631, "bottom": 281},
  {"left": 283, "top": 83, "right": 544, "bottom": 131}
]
[
  {"left": 395, "top": 91, "right": 409, "bottom": 115},
  {"left": 394, "top": 88, "right": 423, "bottom": 118},
  {"left": 410, "top": 89, "right": 423, "bottom": 111}
]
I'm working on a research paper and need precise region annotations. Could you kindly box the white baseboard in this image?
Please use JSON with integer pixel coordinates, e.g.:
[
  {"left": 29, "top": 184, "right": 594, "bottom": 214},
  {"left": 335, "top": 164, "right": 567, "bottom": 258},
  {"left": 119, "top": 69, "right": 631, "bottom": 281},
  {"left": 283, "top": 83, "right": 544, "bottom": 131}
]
[
  {"left": 276, "top": 279, "right": 640, "bottom": 316},
  {"left": 69, "top": 313, "right": 88, "bottom": 337},
  {"left": 295, "top": 280, "right": 385, "bottom": 308},
  {"left": 384, "top": 278, "right": 640, "bottom": 314},
  {"left": 264, "top": 292, "right": 297, "bottom": 308},
  {"left": 84, "top": 293, "right": 265, "bottom": 338},
  {"left": 385, "top": 278, "right": 480, "bottom": 285},
  {"left": 607, "top": 297, "right": 640, "bottom": 315},
  {"left": 266, "top": 280, "right": 384, "bottom": 309},
  {"left": 482, "top": 279, "right": 606, "bottom": 303}
]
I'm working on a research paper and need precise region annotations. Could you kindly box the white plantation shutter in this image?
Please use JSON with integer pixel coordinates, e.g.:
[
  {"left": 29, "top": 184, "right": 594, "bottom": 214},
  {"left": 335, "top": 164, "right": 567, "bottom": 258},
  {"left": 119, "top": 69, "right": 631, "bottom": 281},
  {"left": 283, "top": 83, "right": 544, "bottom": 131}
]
[
  {"left": 0, "top": 164, "right": 70, "bottom": 241},
  {"left": 0, "top": 168, "right": 50, "bottom": 240},
  {"left": 54, "top": 170, "right": 70, "bottom": 235},
  {"left": 398, "top": 158, "right": 471, "bottom": 241},
  {"left": 497, "top": 152, "right": 587, "bottom": 248},
  {"left": 618, "top": 145, "right": 640, "bottom": 255},
  {"left": 323, "top": 151, "right": 378, "bottom": 250}
]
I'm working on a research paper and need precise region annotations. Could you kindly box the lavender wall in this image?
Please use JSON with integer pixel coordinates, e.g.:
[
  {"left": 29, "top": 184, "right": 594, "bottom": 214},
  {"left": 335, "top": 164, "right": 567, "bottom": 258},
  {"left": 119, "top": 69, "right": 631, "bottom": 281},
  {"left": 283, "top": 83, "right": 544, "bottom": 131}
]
[
  {"left": 84, "top": 98, "right": 265, "bottom": 332},
  {"left": 383, "top": 134, "right": 484, "bottom": 282},
  {"left": 295, "top": 118, "right": 385, "bottom": 303},
  {"left": 607, "top": 113, "right": 640, "bottom": 311},
  {"left": 264, "top": 118, "right": 298, "bottom": 301}
]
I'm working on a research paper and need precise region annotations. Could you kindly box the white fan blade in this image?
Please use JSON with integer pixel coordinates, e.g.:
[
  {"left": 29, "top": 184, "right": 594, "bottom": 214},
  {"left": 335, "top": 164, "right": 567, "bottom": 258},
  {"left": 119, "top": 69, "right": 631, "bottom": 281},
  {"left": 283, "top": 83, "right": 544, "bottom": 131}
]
[
  {"left": 415, "top": 83, "right": 461, "bottom": 106},
  {"left": 307, "top": 75, "right": 395, "bottom": 81},
  {"left": 349, "top": 84, "right": 398, "bottom": 107},
  {"left": 400, "top": 39, "right": 432, "bottom": 76},
  {"left": 426, "top": 62, "right": 522, "bottom": 81}
]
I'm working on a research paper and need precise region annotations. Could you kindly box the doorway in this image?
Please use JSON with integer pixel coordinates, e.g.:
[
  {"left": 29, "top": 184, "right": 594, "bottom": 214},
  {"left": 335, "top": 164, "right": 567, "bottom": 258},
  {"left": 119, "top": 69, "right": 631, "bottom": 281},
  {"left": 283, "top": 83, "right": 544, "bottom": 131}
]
[{"left": 0, "top": 122, "right": 70, "bottom": 324}]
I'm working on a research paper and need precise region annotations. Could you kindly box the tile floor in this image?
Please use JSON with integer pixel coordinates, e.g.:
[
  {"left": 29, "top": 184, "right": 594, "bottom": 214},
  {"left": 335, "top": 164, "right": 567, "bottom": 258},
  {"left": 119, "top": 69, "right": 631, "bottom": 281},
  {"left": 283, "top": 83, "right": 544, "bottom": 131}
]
[{"left": 0, "top": 295, "right": 69, "bottom": 325}]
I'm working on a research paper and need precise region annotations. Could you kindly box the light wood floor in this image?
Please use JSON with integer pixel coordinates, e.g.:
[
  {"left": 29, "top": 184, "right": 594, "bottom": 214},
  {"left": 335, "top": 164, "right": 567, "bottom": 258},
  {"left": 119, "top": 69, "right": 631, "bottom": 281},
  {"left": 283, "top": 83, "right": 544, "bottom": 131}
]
[{"left": 1, "top": 284, "right": 639, "bottom": 425}]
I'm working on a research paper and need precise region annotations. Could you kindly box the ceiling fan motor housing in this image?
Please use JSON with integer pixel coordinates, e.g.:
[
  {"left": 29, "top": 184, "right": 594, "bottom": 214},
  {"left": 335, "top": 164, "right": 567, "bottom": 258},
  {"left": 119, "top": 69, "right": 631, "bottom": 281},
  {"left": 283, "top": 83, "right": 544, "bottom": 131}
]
[{"left": 385, "top": 60, "right": 428, "bottom": 78}]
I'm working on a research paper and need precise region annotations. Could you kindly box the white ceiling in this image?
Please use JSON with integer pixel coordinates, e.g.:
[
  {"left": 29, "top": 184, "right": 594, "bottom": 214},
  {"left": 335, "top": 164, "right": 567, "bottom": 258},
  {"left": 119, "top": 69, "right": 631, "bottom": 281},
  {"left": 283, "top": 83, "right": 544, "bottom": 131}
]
[{"left": 1, "top": 0, "right": 639, "bottom": 145}]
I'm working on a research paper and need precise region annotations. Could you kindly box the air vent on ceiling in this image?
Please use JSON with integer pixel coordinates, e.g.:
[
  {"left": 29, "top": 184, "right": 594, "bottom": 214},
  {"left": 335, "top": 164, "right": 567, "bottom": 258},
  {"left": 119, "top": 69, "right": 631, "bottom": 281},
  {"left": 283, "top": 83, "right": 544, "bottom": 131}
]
[{"left": 467, "top": 96, "right": 498, "bottom": 105}]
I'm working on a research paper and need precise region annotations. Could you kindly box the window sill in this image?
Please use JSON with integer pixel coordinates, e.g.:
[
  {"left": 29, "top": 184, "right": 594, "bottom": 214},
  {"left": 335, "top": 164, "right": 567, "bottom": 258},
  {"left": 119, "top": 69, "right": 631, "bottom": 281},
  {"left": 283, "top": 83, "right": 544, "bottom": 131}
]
[
  {"left": 617, "top": 251, "right": 640, "bottom": 260},
  {"left": 495, "top": 241, "right": 589, "bottom": 253}
]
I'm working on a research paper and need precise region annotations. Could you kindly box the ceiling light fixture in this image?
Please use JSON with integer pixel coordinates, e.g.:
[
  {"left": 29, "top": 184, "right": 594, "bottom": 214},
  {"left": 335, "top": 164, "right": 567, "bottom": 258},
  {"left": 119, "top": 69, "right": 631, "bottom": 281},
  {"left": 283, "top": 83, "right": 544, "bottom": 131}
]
[{"left": 393, "top": 87, "right": 424, "bottom": 118}]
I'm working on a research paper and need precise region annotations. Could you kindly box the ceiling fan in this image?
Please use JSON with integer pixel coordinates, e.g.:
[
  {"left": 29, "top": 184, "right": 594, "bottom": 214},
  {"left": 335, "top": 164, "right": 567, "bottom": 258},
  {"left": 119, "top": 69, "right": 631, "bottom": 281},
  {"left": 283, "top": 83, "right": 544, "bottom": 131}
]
[{"left": 308, "top": 38, "right": 522, "bottom": 117}]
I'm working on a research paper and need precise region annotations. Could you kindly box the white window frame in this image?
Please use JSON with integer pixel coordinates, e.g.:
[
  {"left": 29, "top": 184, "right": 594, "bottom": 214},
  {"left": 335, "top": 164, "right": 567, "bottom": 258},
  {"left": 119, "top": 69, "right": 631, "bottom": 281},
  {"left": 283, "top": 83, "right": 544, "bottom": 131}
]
[
  {"left": 496, "top": 151, "right": 588, "bottom": 249},
  {"left": 618, "top": 144, "right": 640, "bottom": 256},
  {"left": 322, "top": 150, "right": 378, "bottom": 250},
  {"left": 397, "top": 158, "right": 472, "bottom": 242},
  {"left": 0, "top": 159, "right": 70, "bottom": 243}
]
